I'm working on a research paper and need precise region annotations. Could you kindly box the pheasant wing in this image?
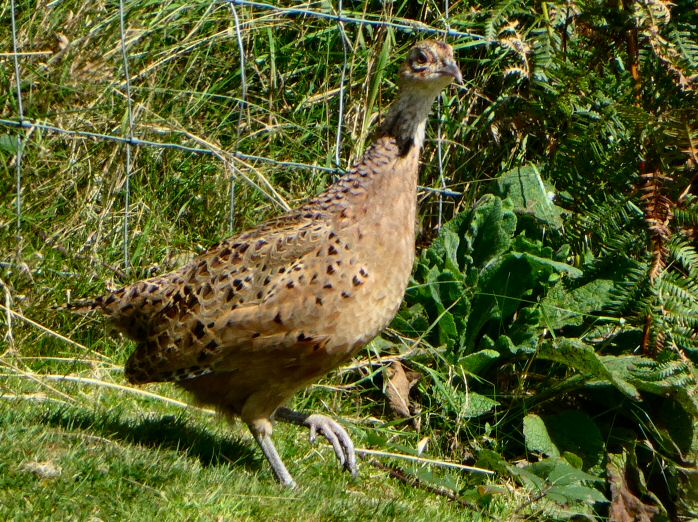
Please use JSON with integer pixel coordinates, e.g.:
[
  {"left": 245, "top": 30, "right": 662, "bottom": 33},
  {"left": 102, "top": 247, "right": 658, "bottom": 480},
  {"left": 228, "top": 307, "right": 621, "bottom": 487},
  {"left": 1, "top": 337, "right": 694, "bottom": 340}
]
[{"left": 123, "top": 211, "right": 341, "bottom": 383}]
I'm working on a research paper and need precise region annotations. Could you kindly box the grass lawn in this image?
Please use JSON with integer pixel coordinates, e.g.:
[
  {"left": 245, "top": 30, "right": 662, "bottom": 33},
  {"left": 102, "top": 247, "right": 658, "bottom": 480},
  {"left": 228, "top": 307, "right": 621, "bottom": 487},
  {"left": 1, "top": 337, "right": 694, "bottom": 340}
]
[{"left": 0, "top": 373, "right": 512, "bottom": 521}]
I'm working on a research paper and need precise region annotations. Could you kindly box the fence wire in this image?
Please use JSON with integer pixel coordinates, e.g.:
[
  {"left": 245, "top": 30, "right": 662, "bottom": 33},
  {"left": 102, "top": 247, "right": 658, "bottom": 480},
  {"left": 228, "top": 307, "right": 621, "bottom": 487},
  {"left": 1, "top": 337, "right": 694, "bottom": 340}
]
[
  {"left": 228, "top": 1, "right": 247, "bottom": 233},
  {"left": 437, "top": 0, "right": 451, "bottom": 229},
  {"left": 118, "top": 0, "right": 135, "bottom": 267},
  {"left": 3, "top": 1, "right": 475, "bottom": 267},
  {"left": 9, "top": 0, "right": 24, "bottom": 235},
  {"left": 221, "top": 0, "right": 485, "bottom": 41}
]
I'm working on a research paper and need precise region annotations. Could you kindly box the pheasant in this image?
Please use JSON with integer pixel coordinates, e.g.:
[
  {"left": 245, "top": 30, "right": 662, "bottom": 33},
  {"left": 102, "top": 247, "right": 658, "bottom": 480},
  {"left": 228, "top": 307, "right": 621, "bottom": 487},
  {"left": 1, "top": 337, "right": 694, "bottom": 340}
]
[{"left": 67, "top": 40, "right": 461, "bottom": 487}]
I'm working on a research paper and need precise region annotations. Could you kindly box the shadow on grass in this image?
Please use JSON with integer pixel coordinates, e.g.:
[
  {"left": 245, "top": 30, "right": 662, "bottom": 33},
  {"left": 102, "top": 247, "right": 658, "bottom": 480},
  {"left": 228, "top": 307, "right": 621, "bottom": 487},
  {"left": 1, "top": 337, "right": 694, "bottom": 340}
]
[{"left": 40, "top": 407, "right": 260, "bottom": 473}]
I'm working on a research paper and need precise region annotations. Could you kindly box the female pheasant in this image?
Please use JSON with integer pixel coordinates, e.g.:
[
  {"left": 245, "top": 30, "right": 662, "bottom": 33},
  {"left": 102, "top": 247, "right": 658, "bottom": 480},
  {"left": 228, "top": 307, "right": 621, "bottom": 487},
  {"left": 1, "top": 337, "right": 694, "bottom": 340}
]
[{"left": 69, "top": 40, "right": 461, "bottom": 486}]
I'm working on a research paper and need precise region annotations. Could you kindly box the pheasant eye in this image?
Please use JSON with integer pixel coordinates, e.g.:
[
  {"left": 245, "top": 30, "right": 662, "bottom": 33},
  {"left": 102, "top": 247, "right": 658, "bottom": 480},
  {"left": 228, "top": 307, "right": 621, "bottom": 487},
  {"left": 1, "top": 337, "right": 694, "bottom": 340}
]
[
  {"left": 411, "top": 49, "right": 429, "bottom": 71},
  {"left": 414, "top": 50, "right": 428, "bottom": 64}
]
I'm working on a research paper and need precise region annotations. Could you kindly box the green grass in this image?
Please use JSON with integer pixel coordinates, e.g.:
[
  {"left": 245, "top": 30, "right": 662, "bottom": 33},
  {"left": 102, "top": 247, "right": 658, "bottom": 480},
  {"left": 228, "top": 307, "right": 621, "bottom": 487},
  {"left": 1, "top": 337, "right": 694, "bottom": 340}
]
[{"left": 0, "top": 377, "right": 513, "bottom": 521}]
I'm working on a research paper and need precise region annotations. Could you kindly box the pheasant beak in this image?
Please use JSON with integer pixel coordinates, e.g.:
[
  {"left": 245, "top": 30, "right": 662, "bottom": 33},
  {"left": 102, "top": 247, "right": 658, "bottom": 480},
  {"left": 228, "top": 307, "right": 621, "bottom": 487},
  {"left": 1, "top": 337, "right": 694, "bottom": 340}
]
[{"left": 440, "top": 60, "right": 463, "bottom": 84}]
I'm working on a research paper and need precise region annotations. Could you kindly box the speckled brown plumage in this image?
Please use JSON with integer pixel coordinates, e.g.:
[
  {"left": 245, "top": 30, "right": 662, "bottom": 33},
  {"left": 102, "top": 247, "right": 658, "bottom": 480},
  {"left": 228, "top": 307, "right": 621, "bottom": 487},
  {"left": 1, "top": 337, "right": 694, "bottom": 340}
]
[{"left": 68, "top": 40, "right": 461, "bottom": 487}]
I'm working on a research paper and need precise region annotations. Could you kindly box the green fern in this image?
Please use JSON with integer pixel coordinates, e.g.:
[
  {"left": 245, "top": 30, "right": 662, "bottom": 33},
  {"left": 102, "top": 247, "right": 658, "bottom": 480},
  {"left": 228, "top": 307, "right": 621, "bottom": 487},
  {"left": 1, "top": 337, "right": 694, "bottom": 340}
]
[
  {"left": 675, "top": 196, "right": 698, "bottom": 228},
  {"left": 667, "top": 236, "right": 698, "bottom": 277}
]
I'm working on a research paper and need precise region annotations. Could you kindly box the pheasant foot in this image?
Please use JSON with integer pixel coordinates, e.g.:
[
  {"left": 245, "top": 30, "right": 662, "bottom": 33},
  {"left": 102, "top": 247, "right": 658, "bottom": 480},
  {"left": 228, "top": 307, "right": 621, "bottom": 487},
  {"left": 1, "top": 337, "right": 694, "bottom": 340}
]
[{"left": 274, "top": 407, "right": 358, "bottom": 477}]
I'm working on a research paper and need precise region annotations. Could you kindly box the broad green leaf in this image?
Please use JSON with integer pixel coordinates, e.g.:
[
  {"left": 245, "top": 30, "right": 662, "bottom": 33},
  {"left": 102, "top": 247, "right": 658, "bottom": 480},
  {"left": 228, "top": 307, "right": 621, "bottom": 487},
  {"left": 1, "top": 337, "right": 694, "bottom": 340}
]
[
  {"left": 466, "top": 250, "right": 576, "bottom": 349},
  {"left": 540, "top": 278, "right": 616, "bottom": 329},
  {"left": 463, "top": 194, "right": 517, "bottom": 267},
  {"left": 460, "top": 391, "right": 499, "bottom": 418},
  {"left": 424, "top": 366, "right": 499, "bottom": 419},
  {"left": 548, "top": 484, "right": 608, "bottom": 504},
  {"left": 510, "top": 464, "right": 546, "bottom": 491},
  {"left": 512, "top": 458, "right": 607, "bottom": 514},
  {"left": 545, "top": 411, "right": 605, "bottom": 470},
  {"left": 562, "top": 451, "right": 584, "bottom": 469},
  {"left": 475, "top": 449, "right": 509, "bottom": 475},
  {"left": 538, "top": 338, "right": 639, "bottom": 399},
  {"left": 390, "top": 303, "right": 430, "bottom": 337},
  {"left": 514, "top": 252, "right": 582, "bottom": 278},
  {"left": 465, "top": 255, "right": 533, "bottom": 349},
  {"left": 458, "top": 349, "right": 500, "bottom": 374},
  {"left": 524, "top": 458, "right": 603, "bottom": 485},
  {"left": 497, "top": 164, "right": 565, "bottom": 229},
  {"left": 524, "top": 414, "right": 560, "bottom": 457},
  {"left": 494, "top": 333, "right": 537, "bottom": 355}
]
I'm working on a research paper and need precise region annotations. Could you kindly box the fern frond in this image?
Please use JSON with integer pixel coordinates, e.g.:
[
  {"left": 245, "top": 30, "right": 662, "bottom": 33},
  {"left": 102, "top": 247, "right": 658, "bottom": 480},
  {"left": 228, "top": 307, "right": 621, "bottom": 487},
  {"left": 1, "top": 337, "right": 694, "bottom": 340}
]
[
  {"left": 675, "top": 197, "right": 698, "bottom": 228},
  {"left": 606, "top": 262, "right": 652, "bottom": 316},
  {"left": 654, "top": 270, "right": 698, "bottom": 304},
  {"left": 485, "top": 0, "right": 524, "bottom": 42},
  {"left": 665, "top": 326, "right": 698, "bottom": 353},
  {"left": 666, "top": 236, "right": 698, "bottom": 276},
  {"left": 662, "top": 304, "right": 698, "bottom": 329},
  {"left": 670, "top": 29, "right": 698, "bottom": 71},
  {"left": 630, "top": 359, "right": 691, "bottom": 383}
]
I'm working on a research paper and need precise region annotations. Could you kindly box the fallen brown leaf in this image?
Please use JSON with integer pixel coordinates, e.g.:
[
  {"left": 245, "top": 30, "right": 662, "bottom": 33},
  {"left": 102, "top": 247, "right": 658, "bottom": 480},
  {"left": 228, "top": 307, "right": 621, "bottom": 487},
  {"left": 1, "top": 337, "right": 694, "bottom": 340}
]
[
  {"left": 607, "top": 452, "right": 664, "bottom": 522},
  {"left": 384, "top": 361, "right": 421, "bottom": 429}
]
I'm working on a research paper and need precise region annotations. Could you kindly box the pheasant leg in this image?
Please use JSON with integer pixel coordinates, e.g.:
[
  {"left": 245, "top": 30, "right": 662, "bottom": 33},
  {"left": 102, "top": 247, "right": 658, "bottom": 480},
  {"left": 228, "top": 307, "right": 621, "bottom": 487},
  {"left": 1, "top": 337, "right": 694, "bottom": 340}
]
[
  {"left": 250, "top": 428, "right": 297, "bottom": 488},
  {"left": 274, "top": 407, "right": 358, "bottom": 477}
]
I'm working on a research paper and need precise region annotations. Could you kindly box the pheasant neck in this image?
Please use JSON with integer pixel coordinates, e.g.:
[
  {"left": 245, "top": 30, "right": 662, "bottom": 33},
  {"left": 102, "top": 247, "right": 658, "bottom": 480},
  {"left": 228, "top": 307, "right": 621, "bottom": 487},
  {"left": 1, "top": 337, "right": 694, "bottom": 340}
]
[
  {"left": 303, "top": 84, "right": 443, "bottom": 219},
  {"left": 379, "top": 85, "right": 443, "bottom": 156}
]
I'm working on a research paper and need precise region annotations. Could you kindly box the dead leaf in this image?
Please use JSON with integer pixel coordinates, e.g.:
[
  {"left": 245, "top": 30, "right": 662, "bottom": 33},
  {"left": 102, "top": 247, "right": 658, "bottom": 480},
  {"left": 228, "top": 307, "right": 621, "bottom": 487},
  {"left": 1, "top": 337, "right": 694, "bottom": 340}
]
[
  {"left": 607, "top": 452, "right": 663, "bottom": 522},
  {"left": 384, "top": 361, "right": 421, "bottom": 429}
]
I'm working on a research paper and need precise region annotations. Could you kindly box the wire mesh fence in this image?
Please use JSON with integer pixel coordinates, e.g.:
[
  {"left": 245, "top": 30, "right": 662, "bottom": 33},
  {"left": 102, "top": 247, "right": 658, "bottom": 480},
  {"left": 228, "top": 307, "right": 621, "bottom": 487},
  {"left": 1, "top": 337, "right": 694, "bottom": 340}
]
[{"left": 2, "top": 0, "right": 486, "bottom": 272}]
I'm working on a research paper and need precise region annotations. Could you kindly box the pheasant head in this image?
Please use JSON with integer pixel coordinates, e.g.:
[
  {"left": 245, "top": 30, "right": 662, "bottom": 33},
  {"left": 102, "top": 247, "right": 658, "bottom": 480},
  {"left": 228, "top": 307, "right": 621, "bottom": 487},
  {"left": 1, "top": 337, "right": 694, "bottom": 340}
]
[
  {"left": 399, "top": 40, "right": 463, "bottom": 90},
  {"left": 381, "top": 40, "right": 462, "bottom": 153}
]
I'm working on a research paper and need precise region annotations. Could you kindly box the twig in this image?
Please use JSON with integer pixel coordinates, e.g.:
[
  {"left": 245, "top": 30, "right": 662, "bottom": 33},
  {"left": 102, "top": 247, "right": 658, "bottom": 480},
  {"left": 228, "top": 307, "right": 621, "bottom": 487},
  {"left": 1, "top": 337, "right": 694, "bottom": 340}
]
[
  {"left": 4, "top": 372, "right": 216, "bottom": 413},
  {"left": 0, "top": 359, "right": 78, "bottom": 403},
  {"left": 366, "top": 458, "right": 477, "bottom": 509},
  {"left": 357, "top": 448, "right": 494, "bottom": 475}
]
